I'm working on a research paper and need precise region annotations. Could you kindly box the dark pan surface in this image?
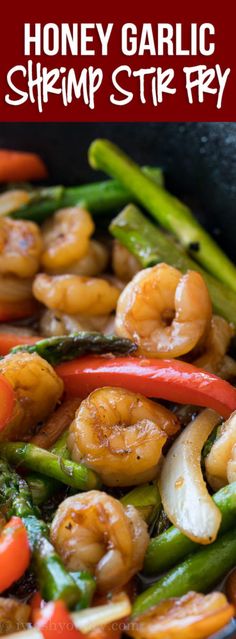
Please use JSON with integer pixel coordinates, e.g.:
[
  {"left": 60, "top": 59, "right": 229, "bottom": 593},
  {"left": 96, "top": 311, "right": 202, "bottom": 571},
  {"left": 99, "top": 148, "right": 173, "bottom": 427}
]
[
  {"left": 0, "top": 122, "right": 236, "bottom": 259},
  {"left": 0, "top": 122, "right": 236, "bottom": 639}
]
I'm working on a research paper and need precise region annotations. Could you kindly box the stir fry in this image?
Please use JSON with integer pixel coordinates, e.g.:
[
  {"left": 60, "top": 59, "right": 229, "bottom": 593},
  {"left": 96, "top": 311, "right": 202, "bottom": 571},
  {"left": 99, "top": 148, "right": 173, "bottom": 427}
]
[{"left": 0, "top": 141, "right": 235, "bottom": 639}]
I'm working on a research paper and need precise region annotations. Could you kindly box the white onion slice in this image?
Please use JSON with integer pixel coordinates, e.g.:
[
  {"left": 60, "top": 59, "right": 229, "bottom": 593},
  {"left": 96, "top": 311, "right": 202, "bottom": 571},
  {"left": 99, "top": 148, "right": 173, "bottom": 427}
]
[
  {"left": 6, "top": 593, "right": 131, "bottom": 639},
  {"left": 1, "top": 629, "right": 41, "bottom": 639},
  {"left": 0, "top": 276, "right": 33, "bottom": 302},
  {"left": 159, "top": 409, "right": 222, "bottom": 544},
  {"left": 0, "top": 190, "right": 30, "bottom": 216},
  {"left": 227, "top": 444, "right": 236, "bottom": 483},
  {"left": 72, "top": 592, "right": 131, "bottom": 632}
]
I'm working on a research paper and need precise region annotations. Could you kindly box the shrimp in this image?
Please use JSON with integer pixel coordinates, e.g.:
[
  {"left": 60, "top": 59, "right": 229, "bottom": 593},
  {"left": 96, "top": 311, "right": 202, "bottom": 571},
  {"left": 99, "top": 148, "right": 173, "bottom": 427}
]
[
  {"left": 0, "top": 217, "right": 43, "bottom": 278},
  {"left": 193, "top": 316, "right": 236, "bottom": 380},
  {"left": 0, "top": 352, "right": 63, "bottom": 441},
  {"left": 33, "top": 274, "right": 120, "bottom": 316},
  {"left": 127, "top": 591, "right": 233, "bottom": 639},
  {"left": 41, "top": 207, "right": 94, "bottom": 271},
  {"left": 115, "top": 263, "right": 212, "bottom": 358},
  {"left": 205, "top": 411, "right": 236, "bottom": 491},
  {"left": 112, "top": 241, "right": 141, "bottom": 283},
  {"left": 48, "top": 240, "right": 109, "bottom": 277},
  {"left": 50, "top": 490, "right": 149, "bottom": 593},
  {"left": 40, "top": 309, "right": 113, "bottom": 337},
  {"left": 68, "top": 387, "right": 180, "bottom": 486}
]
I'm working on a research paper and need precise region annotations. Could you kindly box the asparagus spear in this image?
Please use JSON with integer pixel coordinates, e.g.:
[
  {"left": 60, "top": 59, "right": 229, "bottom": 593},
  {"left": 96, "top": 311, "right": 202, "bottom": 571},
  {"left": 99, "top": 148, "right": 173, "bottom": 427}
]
[
  {"left": 144, "top": 481, "right": 236, "bottom": 574},
  {"left": 8, "top": 167, "right": 163, "bottom": 223},
  {"left": 0, "top": 442, "right": 100, "bottom": 491},
  {"left": 133, "top": 526, "right": 236, "bottom": 616},
  {"left": 0, "top": 458, "right": 81, "bottom": 606},
  {"left": 26, "top": 473, "right": 58, "bottom": 506},
  {"left": 121, "top": 483, "right": 161, "bottom": 524},
  {"left": 89, "top": 139, "right": 236, "bottom": 293},
  {"left": 50, "top": 429, "right": 70, "bottom": 457},
  {"left": 110, "top": 205, "right": 236, "bottom": 327},
  {"left": 26, "top": 431, "right": 70, "bottom": 505},
  {"left": 11, "top": 332, "right": 137, "bottom": 365},
  {"left": 71, "top": 571, "right": 96, "bottom": 611}
]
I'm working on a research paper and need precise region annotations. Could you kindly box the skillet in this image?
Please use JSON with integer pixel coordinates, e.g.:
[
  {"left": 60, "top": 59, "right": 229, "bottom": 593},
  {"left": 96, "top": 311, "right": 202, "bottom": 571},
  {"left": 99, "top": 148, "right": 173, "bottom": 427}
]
[{"left": 0, "top": 121, "right": 236, "bottom": 639}]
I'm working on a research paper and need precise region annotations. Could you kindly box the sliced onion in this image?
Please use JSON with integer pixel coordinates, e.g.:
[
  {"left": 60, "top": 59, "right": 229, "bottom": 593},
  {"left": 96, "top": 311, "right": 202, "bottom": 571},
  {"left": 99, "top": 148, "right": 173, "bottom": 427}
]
[
  {"left": 72, "top": 592, "right": 131, "bottom": 632},
  {"left": 0, "top": 325, "right": 35, "bottom": 336},
  {"left": 0, "top": 190, "right": 30, "bottom": 216},
  {"left": 159, "top": 409, "right": 222, "bottom": 544},
  {"left": 6, "top": 593, "right": 131, "bottom": 639},
  {"left": 0, "top": 276, "right": 33, "bottom": 302},
  {"left": 227, "top": 446, "right": 236, "bottom": 483},
  {"left": 2, "top": 629, "right": 41, "bottom": 639}
]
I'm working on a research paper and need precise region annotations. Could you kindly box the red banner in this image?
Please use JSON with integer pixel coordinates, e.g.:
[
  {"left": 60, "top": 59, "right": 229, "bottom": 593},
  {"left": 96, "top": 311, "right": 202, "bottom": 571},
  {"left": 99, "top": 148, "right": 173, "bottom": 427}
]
[{"left": 0, "top": 0, "right": 235, "bottom": 121}]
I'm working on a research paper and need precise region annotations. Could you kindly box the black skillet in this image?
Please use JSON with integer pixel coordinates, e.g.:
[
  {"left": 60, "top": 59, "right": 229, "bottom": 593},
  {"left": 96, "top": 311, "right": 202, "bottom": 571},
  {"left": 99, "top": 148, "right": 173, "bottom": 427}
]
[
  {"left": 0, "top": 122, "right": 236, "bottom": 258},
  {"left": 0, "top": 121, "right": 236, "bottom": 639}
]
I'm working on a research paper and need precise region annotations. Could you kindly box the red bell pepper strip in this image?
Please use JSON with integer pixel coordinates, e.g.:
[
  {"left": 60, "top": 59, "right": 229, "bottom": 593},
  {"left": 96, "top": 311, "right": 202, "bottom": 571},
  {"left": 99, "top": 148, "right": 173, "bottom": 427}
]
[
  {"left": 35, "top": 600, "right": 85, "bottom": 639},
  {"left": 0, "top": 333, "right": 40, "bottom": 356},
  {"left": 30, "top": 592, "right": 45, "bottom": 623},
  {"left": 0, "top": 516, "right": 30, "bottom": 592},
  {"left": 56, "top": 356, "right": 236, "bottom": 419},
  {"left": 0, "top": 374, "right": 15, "bottom": 431},
  {"left": 0, "top": 299, "right": 39, "bottom": 322},
  {"left": 0, "top": 150, "right": 48, "bottom": 182},
  {"left": 33, "top": 598, "right": 122, "bottom": 639}
]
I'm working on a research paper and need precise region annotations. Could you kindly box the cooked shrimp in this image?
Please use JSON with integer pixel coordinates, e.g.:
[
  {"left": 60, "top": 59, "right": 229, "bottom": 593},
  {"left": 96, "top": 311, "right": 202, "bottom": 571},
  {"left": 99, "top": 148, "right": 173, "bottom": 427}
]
[
  {"left": 112, "top": 241, "right": 141, "bottom": 283},
  {"left": 127, "top": 591, "right": 233, "bottom": 639},
  {"left": 41, "top": 207, "right": 94, "bottom": 271},
  {"left": 40, "top": 309, "right": 113, "bottom": 337},
  {"left": 194, "top": 316, "right": 236, "bottom": 379},
  {"left": 0, "top": 276, "right": 33, "bottom": 302},
  {"left": 49, "top": 240, "right": 109, "bottom": 277},
  {"left": 68, "top": 387, "right": 180, "bottom": 486},
  {"left": 0, "top": 217, "right": 43, "bottom": 278},
  {"left": 205, "top": 411, "right": 236, "bottom": 491},
  {"left": 50, "top": 490, "right": 149, "bottom": 592},
  {"left": 115, "top": 263, "right": 212, "bottom": 358},
  {"left": 0, "top": 352, "right": 63, "bottom": 441},
  {"left": 33, "top": 274, "right": 120, "bottom": 315}
]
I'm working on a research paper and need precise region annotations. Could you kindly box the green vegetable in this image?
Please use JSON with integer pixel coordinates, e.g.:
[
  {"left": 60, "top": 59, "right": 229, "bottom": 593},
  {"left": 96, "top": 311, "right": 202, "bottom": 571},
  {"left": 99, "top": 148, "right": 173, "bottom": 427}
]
[
  {"left": 0, "top": 458, "right": 81, "bottom": 607},
  {"left": 89, "top": 139, "right": 236, "bottom": 293},
  {"left": 202, "top": 424, "right": 220, "bottom": 460},
  {"left": 26, "top": 473, "right": 58, "bottom": 506},
  {"left": 50, "top": 430, "right": 69, "bottom": 458},
  {"left": 0, "top": 442, "right": 100, "bottom": 491},
  {"left": 133, "top": 526, "right": 236, "bottom": 616},
  {"left": 152, "top": 508, "right": 171, "bottom": 537},
  {"left": 9, "top": 167, "right": 163, "bottom": 223},
  {"left": 121, "top": 483, "right": 161, "bottom": 523},
  {"left": 11, "top": 332, "right": 137, "bottom": 365},
  {"left": 144, "top": 481, "right": 236, "bottom": 574},
  {"left": 71, "top": 571, "right": 96, "bottom": 611},
  {"left": 110, "top": 205, "right": 236, "bottom": 327},
  {"left": 27, "top": 431, "right": 70, "bottom": 506}
]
